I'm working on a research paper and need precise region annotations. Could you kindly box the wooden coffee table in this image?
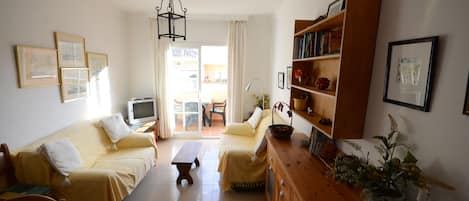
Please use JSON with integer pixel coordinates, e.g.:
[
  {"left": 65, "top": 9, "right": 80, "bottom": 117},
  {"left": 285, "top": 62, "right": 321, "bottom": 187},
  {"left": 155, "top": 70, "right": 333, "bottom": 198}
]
[{"left": 171, "top": 142, "right": 202, "bottom": 185}]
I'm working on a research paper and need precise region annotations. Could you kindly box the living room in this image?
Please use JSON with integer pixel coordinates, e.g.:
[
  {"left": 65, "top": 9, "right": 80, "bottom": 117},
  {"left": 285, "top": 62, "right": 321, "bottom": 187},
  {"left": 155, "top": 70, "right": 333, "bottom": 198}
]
[{"left": 0, "top": 0, "right": 468, "bottom": 201}]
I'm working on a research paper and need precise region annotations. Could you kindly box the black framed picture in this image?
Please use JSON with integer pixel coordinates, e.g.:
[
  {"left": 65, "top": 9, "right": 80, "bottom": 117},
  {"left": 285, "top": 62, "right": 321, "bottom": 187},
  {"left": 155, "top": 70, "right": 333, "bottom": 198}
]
[
  {"left": 464, "top": 73, "right": 469, "bottom": 115},
  {"left": 278, "top": 72, "right": 285, "bottom": 89},
  {"left": 327, "top": 0, "right": 346, "bottom": 17},
  {"left": 383, "top": 36, "right": 439, "bottom": 112},
  {"left": 286, "top": 66, "right": 292, "bottom": 89}
]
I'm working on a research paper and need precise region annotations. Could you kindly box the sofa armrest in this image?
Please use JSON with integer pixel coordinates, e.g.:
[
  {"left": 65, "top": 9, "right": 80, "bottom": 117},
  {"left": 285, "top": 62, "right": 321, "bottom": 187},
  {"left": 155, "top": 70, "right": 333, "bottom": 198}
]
[
  {"left": 13, "top": 151, "right": 53, "bottom": 186},
  {"left": 117, "top": 133, "right": 156, "bottom": 149},
  {"left": 223, "top": 123, "right": 255, "bottom": 137}
]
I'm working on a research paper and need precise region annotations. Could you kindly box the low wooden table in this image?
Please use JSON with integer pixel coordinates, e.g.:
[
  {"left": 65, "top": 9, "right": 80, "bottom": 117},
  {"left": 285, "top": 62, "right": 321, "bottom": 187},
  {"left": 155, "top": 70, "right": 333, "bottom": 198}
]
[{"left": 171, "top": 142, "right": 202, "bottom": 185}]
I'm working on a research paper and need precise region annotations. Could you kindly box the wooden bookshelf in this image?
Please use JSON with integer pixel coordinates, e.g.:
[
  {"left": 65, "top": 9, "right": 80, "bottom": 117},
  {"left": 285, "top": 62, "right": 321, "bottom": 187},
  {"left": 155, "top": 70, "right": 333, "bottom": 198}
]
[
  {"left": 293, "top": 54, "right": 340, "bottom": 63},
  {"left": 295, "top": 11, "right": 346, "bottom": 37},
  {"left": 294, "top": 110, "right": 332, "bottom": 136},
  {"left": 290, "top": 0, "right": 382, "bottom": 139},
  {"left": 291, "top": 84, "right": 336, "bottom": 99}
]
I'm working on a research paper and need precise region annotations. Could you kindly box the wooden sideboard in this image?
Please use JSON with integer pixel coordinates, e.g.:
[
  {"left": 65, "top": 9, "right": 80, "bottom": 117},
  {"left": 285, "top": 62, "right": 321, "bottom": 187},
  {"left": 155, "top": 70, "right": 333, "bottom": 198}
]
[{"left": 265, "top": 132, "right": 360, "bottom": 201}]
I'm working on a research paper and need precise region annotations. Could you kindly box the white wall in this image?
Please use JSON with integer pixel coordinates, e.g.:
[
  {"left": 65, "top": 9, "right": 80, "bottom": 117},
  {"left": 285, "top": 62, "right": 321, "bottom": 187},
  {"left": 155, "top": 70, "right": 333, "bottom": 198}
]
[
  {"left": 271, "top": 0, "right": 469, "bottom": 200},
  {"left": 0, "top": 0, "right": 130, "bottom": 150},
  {"left": 362, "top": 1, "right": 469, "bottom": 200},
  {"left": 128, "top": 13, "right": 155, "bottom": 99},
  {"left": 243, "top": 15, "right": 274, "bottom": 117}
]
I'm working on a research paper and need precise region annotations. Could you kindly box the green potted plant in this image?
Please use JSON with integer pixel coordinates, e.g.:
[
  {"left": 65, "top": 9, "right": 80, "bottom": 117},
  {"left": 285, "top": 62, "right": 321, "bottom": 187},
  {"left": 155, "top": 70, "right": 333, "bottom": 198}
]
[
  {"left": 334, "top": 115, "right": 427, "bottom": 201},
  {"left": 252, "top": 94, "right": 270, "bottom": 109}
]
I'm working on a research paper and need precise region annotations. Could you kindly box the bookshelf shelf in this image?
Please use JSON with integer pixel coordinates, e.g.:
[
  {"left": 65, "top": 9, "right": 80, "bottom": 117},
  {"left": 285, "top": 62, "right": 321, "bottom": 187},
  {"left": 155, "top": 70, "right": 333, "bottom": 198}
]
[
  {"left": 292, "top": 84, "right": 336, "bottom": 99},
  {"left": 293, "top": 54, "right": 340, "bottom": 62},
  {"left": 295, "top": 11, "right": 346, "bottom": 37},
  {"left": 293, "top": 110, "right": 332, "bottom": 137},
  {"left": 289, "top": 1, "right": 382, "bottom": 139}
]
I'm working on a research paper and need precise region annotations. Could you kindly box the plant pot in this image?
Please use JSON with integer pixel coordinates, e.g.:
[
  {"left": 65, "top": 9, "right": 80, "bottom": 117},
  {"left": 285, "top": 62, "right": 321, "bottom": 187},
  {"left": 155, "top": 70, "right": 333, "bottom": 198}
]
[
  {"left": 293, "top": 98, "right": 306, "bottom": 111},
  {"left": 362, "top": 190, "right": 406, "bottom": 201}
]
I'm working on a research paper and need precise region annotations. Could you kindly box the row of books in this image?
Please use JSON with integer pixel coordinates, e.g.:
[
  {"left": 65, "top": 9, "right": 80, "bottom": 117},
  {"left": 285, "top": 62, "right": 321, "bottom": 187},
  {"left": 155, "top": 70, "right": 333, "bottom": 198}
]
[
  {"left": 293, "top": 29, "right": 342, "bottom": 59},
  {"left": 309, "top": 128, "right": 335, "bottom": 157}
]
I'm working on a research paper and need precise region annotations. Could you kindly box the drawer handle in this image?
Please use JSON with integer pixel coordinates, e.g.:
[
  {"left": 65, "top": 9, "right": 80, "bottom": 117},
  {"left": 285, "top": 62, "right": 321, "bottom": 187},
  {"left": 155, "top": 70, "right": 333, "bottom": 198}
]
[
  {"left": 269, "top": 165, "right": 272, "bottom": 170},
  {"left": 280, "top": 179, "right": 285, "bottom": 186},
  {"left": 279, "top": 191, "right": 285, "bottom": 197}
]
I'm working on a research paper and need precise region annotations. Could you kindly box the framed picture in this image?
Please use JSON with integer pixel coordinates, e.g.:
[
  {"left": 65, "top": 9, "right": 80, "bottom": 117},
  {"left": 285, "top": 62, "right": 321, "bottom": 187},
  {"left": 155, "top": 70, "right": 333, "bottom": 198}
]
[
  {"left": 60, "top": 68, "right": 89, "bottom": 103},
  {"left": 327, "top": 0, "right": 346, "bottom": 17},
  {"left": 286, "top": 66, "right": 292, "bottom": 89},
  {"left": 464, "top": 74, "right": 469, "bottom": 115},
  {"left": 55, "top": 32, "right": 86, "bottom": 68},
  {"left": 87, "top": 52, "right": 109, "bottom": 78},
  {"left": 383, "top": 36, "right": 439, "bottom": 112},
  {"left": 15, "top": 46, "right": 59, "bottom": 88},
  {"left": 278, "top": 72, "right": 285, "bottom": 89}
]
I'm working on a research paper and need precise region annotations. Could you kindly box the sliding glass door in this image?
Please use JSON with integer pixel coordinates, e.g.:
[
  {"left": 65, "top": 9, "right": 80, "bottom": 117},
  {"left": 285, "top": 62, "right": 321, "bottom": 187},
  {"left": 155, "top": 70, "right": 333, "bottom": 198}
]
[
  {"left": 168, "top": 43, "right": 228, "bottom": 138},
  {"left": 168, "top": 45, "right": 202, "bottom": 137}
]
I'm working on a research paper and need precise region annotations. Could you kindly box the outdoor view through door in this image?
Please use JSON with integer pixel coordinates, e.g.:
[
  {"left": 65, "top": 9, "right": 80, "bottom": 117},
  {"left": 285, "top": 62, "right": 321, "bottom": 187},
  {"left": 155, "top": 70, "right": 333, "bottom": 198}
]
[{"left": 168, "top": 45, "right": 228, "bottom": 137}]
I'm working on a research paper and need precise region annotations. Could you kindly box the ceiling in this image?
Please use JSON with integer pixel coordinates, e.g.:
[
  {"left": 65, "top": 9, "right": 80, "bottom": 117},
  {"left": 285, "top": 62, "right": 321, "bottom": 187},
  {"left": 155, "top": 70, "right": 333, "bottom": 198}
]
[{"left": 110, "top": 0, "right": 284, "bottom": 15}]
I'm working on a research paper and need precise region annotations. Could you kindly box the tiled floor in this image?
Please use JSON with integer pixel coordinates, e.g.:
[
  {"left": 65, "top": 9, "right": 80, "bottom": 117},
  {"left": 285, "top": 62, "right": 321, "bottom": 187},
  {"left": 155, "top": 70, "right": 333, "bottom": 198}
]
[
  {"left": 174, "top": 117, "right": 225, "bottom": 138},
  {"left": 124, "top": 139, "right": 264, "bottom": 201}
]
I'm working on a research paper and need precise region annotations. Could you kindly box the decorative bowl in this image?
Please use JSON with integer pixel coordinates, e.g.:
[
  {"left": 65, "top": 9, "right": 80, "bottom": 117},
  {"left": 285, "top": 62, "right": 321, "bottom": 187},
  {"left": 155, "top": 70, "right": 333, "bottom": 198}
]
[{"left": 269, "top": 124, "right": 294, "bottom": 140}]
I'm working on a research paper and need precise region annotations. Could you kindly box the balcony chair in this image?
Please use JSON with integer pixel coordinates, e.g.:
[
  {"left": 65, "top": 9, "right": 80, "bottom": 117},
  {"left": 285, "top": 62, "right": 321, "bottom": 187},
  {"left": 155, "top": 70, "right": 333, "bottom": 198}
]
[{"left": 209, "top": 100, "right": 226, "bottom": 126}]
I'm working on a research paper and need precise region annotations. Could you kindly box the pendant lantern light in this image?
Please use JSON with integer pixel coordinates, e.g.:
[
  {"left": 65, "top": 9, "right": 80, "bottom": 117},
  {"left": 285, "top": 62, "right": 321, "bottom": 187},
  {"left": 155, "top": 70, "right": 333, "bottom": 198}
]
[{"left": 155, "top": 0, "right": 187, "bottom": 41}]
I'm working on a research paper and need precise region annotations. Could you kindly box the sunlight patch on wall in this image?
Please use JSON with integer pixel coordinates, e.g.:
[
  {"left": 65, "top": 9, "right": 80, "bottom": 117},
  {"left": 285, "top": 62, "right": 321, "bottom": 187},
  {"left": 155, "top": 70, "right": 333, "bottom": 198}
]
[{"left": 87, "top": 67, "right": 112, "bottom": 119}]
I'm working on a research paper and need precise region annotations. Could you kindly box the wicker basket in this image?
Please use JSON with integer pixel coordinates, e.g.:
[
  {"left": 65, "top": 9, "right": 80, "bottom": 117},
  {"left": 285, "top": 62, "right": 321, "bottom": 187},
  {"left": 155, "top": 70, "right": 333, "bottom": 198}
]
[{"left": 268, "top": 102, "right": 294, "bottom": 140}]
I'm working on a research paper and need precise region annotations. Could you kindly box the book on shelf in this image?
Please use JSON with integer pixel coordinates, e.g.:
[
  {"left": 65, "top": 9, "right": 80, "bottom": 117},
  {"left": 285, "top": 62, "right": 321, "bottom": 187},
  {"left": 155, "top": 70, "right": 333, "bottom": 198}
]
[
  {"left": 309, "top": 128, "right": 335, "bottom": 157},
  {"left": 293, "top": 28, "right": 342, "bottom": 59},
  {"left": 328, "top": 28, "right": 342, "bottom": 54}
]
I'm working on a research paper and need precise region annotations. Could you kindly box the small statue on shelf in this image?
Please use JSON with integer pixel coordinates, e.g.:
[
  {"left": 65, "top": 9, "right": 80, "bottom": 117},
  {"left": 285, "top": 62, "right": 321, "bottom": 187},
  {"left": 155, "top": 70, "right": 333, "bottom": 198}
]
[
  {"left": 315, "top": 77, "right": 330, "bottom": 90},
  {"left": 319, "top": 118, "right": 332, "bottom": 126},
  {"left": 307, "top": 107, "right": 313, "bottom": 115}
]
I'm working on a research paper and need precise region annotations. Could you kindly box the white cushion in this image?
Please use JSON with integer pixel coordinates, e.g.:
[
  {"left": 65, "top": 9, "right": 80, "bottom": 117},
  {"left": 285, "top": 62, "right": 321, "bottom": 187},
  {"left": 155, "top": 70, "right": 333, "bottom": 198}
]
[
  {"left": 99, "top": 113, "right": 131, "bottom": 143},
  {"left": 224, "top": 123, "right": 255, "bottom": 136},
  {"left": 246, "top": 107, "right": 263, "bottom": 128},
  {"left": 39, "top": 139, "right": 82, "bottom": 176}
]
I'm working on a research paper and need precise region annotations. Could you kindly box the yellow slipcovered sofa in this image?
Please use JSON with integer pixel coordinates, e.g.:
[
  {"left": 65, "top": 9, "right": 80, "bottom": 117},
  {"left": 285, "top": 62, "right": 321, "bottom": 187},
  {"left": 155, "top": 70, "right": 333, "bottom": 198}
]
[
  {"left": 218, "top": 110, "right": 284, "bottom": 191},
  {"left": 12, "top": 120, "right": 158, "bottom": 201}
]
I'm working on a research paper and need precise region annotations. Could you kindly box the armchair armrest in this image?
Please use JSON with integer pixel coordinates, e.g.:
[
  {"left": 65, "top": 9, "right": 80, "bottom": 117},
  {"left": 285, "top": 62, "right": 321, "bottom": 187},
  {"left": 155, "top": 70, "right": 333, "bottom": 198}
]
[{"left": 223, "top": 123, "right": 255, "bottom": 137}]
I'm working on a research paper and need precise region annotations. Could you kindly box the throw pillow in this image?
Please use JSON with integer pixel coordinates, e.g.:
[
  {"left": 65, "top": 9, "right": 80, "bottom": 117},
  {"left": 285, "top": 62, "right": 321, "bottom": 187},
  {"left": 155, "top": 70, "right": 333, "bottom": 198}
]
[
  {"left": 39, "top": 139, "right": 82, "bottom": 176},
  {"left": 99, "top": 113, "right": 131, "bottom": 143},
  {"left": 223, "top": 123, "right": 255, "bottom": 136},
  {"left": 246, "top": 107, "right": 263, "bottom": 128}
]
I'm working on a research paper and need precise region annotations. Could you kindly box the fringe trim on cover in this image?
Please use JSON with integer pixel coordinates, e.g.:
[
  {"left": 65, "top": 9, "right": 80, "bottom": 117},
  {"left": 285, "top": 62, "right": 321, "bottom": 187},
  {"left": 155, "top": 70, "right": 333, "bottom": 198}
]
[{"left": 231, "top": 182, "right": 265, "bottom": 192}]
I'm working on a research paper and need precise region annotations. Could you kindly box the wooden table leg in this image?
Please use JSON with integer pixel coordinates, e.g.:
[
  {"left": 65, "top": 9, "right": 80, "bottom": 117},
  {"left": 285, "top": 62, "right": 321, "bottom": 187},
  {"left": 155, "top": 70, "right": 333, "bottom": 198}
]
[
  {"left": 194, "top": 157, "right": 200, "bottom": 167},
  {"left": 176, "top": 164, "right": 193, "bottom": 185}
]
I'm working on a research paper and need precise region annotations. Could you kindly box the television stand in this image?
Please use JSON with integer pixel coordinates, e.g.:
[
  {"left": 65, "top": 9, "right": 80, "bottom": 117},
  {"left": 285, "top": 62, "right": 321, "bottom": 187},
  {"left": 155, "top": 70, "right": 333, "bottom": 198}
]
[{"left": 131, "top": 120, "right": 159, "bottom": 142}]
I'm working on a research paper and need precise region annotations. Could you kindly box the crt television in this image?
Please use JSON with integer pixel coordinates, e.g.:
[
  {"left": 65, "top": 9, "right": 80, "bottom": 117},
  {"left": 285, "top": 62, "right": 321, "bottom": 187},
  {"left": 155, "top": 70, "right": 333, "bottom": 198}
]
[{"left": 128, "top": 98, "right": 156, "bottom": 125}]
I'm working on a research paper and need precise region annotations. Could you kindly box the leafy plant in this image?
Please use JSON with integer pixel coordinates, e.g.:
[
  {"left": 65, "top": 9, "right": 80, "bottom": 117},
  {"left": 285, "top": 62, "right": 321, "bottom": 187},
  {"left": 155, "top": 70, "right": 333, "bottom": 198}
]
[
  {"left": 334, "top": 115, "right": 427, "bottom": 201},
  {"left": 252, "top": 94, "right": 270, "bottom": 109}
]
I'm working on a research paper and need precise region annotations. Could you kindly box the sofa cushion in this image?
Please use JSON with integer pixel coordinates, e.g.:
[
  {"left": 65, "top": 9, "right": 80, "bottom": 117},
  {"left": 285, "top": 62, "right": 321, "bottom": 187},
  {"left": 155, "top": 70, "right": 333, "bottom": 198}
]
[
  {"left": 93, "top": 147, "right": 156, "bottom": 186},
  {"left": 39, "top": 139, "right": 82, "bottom": 176},
  {"left": 99, "top": 113, "right": 131, "bottom": 144},
  {"left": 246, "top": 107, "right": 263, "bottom": 128}
]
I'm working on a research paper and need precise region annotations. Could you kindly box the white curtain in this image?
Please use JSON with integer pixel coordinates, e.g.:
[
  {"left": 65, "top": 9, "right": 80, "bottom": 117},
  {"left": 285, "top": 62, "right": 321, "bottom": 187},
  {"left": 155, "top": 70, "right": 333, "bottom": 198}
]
[
  {"left": 152, "top": 20, "right": 172, "bottom": 139},
  {"left": 227, "top": 21, "right": 247, "bottom": 123}
]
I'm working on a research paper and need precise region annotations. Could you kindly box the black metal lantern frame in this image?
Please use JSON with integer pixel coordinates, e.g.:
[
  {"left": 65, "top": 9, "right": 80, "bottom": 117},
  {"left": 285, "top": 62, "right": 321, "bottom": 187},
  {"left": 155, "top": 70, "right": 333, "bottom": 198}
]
[{"left": 156, "top": 0, "right": 187, "bottom": 41}]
